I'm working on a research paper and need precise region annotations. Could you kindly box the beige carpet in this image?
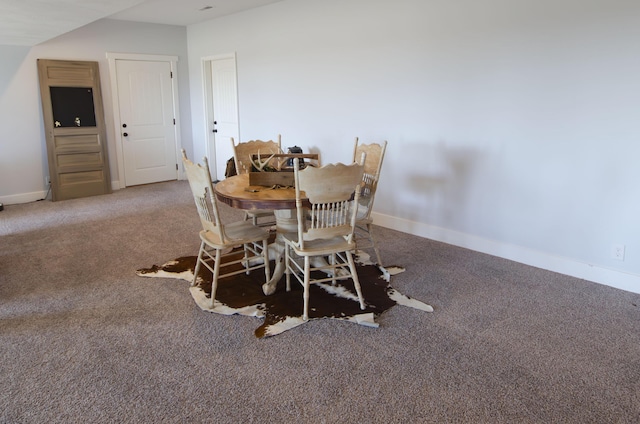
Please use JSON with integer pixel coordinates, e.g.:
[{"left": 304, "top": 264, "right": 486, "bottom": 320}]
[{"left": 4, "top": 180, "right": 640, "bottom": 423}]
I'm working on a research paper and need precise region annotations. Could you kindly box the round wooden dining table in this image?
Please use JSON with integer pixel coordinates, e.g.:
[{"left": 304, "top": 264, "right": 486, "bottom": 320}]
[
  {"left": 214, "top": 173, "right": 309, "bottom": 295},
  {"left": 214, "top": 173, "right": 299, "bottom": 211}
]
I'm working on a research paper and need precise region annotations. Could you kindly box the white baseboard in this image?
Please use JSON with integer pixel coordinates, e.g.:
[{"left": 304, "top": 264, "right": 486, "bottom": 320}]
[
  {"left": 1, "top": 180, "right": 121, "bottom": 205},
  {"left": 372, "top": 212, "right": 640, "bottom": 295},
  {"left": 0, "top": 190, "right": 48, "bottom": 205}
]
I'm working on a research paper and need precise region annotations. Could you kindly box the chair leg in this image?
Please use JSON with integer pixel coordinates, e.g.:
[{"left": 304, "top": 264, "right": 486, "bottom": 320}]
[
  {"left": 302, "top": 256, "right": 311, "bottom": 321},
  {"left": 284, "top": 244, "right": 291, "bottom": 292},
  {"left": 330, "top": 253, "right": 337, "bottom": 286},
  {"left": 210, "top": 248, "right": 222, "bottom": 308},
  {"left": 346, "top": 250, "right": 366, "bottom": 310},
  {"left": 191, "top": 241, "right": 206, "bottom": 287},
  {"left": 367, "top": 223, "right": 383, "bottom": 266},
  {"left": 242, "top": 243, "right": 250, "bottom": 275},
  {"left": 262, "top": 239, "right": 271, "bottom": 288}
]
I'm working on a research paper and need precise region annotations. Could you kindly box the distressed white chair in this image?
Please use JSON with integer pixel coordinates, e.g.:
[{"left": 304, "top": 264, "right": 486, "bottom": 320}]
[
  {"left": 182, "top": 150, "right": 271, "bottom": 308},
  {"left": 352, "top": 138, "right": 387, "bottom": 265},
  {"left": 283, "top": 160, "right": 366, "bottom": 321},
  {"left": 231, "top": 135, "right": 282, "bottom": 174},
  {"left": 231, "top": 136, "right": 282, "bottom": 226}
]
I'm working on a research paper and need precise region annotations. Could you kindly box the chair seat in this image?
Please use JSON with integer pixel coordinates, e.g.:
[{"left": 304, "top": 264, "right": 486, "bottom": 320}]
[
  {"left": 200, "top": 219, "right": 270, "bottom": 248},
  {"left": 283, "top": 234, "right": 356, "bottom": 257}
]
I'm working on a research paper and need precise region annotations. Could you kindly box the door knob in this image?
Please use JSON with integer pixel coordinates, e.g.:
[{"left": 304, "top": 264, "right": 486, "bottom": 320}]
[
  {"left": 122, "top": 123, "right": 127, "bottom": 128},
  {"left": 123, "top": 132, "right": 128, "bottom": 137},
  {"left": 212, "top": 129, "right": 217, "bottom": 133}
]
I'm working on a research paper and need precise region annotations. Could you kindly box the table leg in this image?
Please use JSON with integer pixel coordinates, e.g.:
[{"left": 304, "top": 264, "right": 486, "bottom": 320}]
[
  {"left": 262, "top": 238, "right": 285, "bottom": 295},
  {"left": 260, "top": 209, "right": 336, "bottom": 296},
  {"left": 261, "top": 210, "right": 297, "bottom": 295}
]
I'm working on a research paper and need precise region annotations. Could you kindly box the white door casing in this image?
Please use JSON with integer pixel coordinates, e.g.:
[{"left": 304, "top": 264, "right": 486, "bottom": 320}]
[
  {"left": 107, "top": 53, "right": 181, "bottom": 188},
  {"left": 203, "top": 54, "right": 239, "bottom": 181}
]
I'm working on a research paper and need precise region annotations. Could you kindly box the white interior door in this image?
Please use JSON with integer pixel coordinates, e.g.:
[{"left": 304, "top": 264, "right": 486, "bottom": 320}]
[
  {"left": 204, "top": 55, "right": 239, "bottom": 181},
  {"left": 116, "top": 59, "right": 178, "bottom": 186}
]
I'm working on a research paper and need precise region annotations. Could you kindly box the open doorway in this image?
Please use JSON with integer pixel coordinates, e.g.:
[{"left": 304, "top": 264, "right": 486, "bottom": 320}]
[{"left": 202, "top": 53, "right": 240, "bottom": 181}]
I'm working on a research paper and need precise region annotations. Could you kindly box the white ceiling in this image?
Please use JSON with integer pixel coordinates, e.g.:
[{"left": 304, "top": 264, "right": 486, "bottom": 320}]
[{"left": 0, "top": 0, "right": 284, "bottom": 46}]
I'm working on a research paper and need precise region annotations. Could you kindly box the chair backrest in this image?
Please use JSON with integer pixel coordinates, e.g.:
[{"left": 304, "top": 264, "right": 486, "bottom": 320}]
[
  {"left": 181, "top": 150, "right": 227, "bottom": 244},
  {"left": 231, "top": 135, "right": 282, "bottom": 174},
  {"left": 352, "top": 138, "right": 387, "bottom": 220},
  {"left": 293, "top": 160, "right": 364, "bottom": 248}
]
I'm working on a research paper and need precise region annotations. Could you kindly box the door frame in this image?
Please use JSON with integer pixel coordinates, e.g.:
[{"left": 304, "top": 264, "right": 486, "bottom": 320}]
[
  {"left": 106, "top": 52, "right": 183, "bottom": 189},
  {"left": 201, "top": 52, "right": 240, "bottom": 180}
]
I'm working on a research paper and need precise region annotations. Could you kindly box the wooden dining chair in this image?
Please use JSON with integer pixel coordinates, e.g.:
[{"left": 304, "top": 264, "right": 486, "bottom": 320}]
[
  {"left": 231, "top": 135, "right": 282, "bottom": 174},
  {"left": 282, "top": 159, "right": 366, "bottom": 321},
  {"left": 352, "top": 138, "right": 387, "bottom": 266},
  {"left": 231, "top": 136, "right": 282, "bottom": 226},
  {"left": 181, "top": 150, "right": 271, "bottom": 308}
]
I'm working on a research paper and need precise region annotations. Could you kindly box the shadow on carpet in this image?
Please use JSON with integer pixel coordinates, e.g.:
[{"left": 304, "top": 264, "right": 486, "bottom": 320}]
[{"left": 136, "top": 254, "right": 432, "bottom": 338}]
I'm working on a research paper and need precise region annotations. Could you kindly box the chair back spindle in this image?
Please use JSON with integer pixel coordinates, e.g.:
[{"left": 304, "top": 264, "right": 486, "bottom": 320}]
[{"left": 293, "top": 160, "right": 364, "bottom": 247}]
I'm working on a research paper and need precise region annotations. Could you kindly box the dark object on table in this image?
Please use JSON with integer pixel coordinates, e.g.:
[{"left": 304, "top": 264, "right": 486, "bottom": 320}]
[
  {"left": 225, "top": 156, "right": 237, "bottom": 178},
  {"left": 286, "top": 146, "right": 305, "bottom": 168}
]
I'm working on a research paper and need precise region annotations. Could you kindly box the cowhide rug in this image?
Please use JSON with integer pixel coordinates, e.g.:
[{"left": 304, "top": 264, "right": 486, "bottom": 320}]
[{"left": 136, "top": 252, "right": 432, "bottom": 338}]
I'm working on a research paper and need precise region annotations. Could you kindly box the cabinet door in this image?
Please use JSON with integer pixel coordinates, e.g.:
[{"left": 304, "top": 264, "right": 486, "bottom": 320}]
[{"left": 37, "top": 59, "right": 111, "bottom": 201}]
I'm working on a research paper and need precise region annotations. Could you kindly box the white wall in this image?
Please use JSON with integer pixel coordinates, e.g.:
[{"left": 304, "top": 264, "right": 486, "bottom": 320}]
[
  {"left": 0, "top": 19, "right": 191, "bottom": 204},
  {"left": 187, "top": 0, "right": 640, "bottom": 292}
]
